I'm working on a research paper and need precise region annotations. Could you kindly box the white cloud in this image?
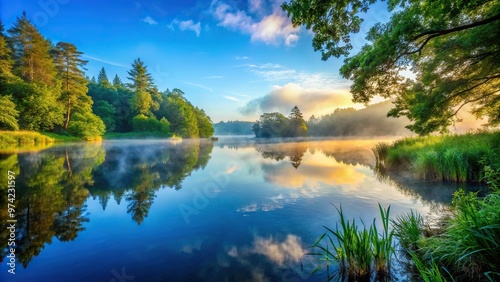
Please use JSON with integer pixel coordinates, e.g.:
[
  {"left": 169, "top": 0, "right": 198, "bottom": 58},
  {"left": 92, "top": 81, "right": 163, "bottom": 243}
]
[
  {"left": 224, "top": 96, "right": 241, "bottom": 102},
  {"left": 184, "top": 82, "right": 213, "bottom": 92},
  {"left": 142, "top": 16, "right": 158, "bottom": 25},
  {"left": 252, "top": 234, "right": 304, "bottom": 266},
  {"left": 248, "top": 0, "right": 263, "bottom": 13},
  {"left": 179, "top": 20, "right": 201, "bottom": 36},
  {"left": 240, "top": 83, "right": 356, "bottom": 116},
  {"left": 82, "top": 55, "right": 128, "bottom": 68},
  {"left": 235, "top": 55, "right": 250, "bottom": 60},
  {"left": 246, "top": 64, "right": 351, "bottom": 89},
  {"left": 227, "top": 91, "right": 249, "bottom": 97},
  {"left": 169, "top": 19, "right": 202, "bottom": 36},
  {"left": 250, "top": 12, "right": 299, "bottom": 46},
  {"left": 203, "top": 75, "right": 224, "bottom": 79},
  {"left": 211, "top": 1, "right": 300, "bottom": 46}
]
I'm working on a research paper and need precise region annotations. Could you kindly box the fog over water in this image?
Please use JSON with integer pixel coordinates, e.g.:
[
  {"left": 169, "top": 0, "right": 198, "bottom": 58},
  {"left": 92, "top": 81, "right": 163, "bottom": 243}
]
[{"left": 0, "top": 137, "right": 482, "bottom": 281}]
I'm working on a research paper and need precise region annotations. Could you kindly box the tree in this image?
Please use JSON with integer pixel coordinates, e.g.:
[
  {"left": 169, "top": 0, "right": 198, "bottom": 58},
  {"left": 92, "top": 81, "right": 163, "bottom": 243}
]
[
  {"left": 92, "top": 100, "right": 117, "bottom": 132},
  {"left": 131, "top": 89, "right": 152, "bottom": 115},
  {"left": 160, "top": 89, "right": 199, "bottom": 137},
  {"left": 0, "top": 96, "right": 19, "bottom": 130},
  {"left": 8, "top": 12, "right": 56, "bottom": 85},
  {"left": 52, "top": 42, "right": 92, "bottom": 130},
  {"left": 194, "top": 107, "right": 214, "bottom": 138},
  {"left": 131, "top": 114, "right": 170, "bottom": 134},
  {"left": 127, "top": 58, "right": 154, "bottom": 116},
  {"left": 288, "top": 105, "right": 307, "bottom": 137},
  {"left": 66, "top": 110, "right": 106, "bottom": 139},
  {"left": 11, "top": 82, "right": 64, "bottom": 131},
  {"left": 0, "top": 22, "right": 15, "bottom": 85},
  {"left": 282, "top": 0, "right": 500, "bottom": 135},
  {"left": 97, "top": 67, "right": 110, "bottom": 87},
  {"left": 127, "top": 58, "right": 153, "bottom": 92},
  {"left": 112, "top": 74, "right": 123, "bottom": 87},
  {"left": 253, "top": 112, "right": 290, "bottom": 138}
]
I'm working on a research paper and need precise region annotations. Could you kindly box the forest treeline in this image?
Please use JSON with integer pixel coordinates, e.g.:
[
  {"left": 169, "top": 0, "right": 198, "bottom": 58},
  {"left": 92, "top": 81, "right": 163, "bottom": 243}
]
[
  {"left": 0, "top": 13, "right": 213, "bottom": 139},
  {"left": 248, "top": 101, "right": 409, "bottom": 138},
  {"left": 213, "top": 121, "right": 254, "bottom": 135}
]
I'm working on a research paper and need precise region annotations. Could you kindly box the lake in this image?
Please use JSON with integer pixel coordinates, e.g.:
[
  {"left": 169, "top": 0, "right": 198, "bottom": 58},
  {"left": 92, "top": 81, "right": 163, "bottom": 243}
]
[{"left": 0, "top": 137, "right": 475, "bottom": 281}]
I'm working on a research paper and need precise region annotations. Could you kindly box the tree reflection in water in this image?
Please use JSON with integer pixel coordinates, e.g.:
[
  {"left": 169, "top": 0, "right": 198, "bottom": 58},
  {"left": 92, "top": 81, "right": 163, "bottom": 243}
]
[{"left": 0, "top": 140, "right": 214, "bottom": 267}]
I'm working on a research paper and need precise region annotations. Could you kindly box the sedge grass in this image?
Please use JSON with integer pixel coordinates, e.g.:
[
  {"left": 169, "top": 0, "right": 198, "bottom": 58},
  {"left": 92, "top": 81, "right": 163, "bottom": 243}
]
[
  {"left": 374, "top": 131, "right": 500, "bottom": 182},
  {"left": 409, "top": 252, "right": 453, "bottom": 282},
  {"left": 395, "top": 189, "right": 500, "bottom": 281},
  {"left": 392, "top": 210, "right": 425, "bottom": 251},
  {"left": 0, "top": 130, "right": 54, "bottom": 147},
  {"left": 309, "top": 204, "right": 395, "bottom": 280}
]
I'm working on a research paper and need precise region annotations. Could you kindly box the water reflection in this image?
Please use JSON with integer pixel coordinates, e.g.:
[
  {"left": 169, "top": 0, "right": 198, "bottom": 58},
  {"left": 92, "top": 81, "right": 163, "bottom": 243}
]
[
  {"left": 0, "top": 137, "right": 479, "bottom": 281},
  {"left": 0, "top": 140, "right": 214, "bottom": 268}
]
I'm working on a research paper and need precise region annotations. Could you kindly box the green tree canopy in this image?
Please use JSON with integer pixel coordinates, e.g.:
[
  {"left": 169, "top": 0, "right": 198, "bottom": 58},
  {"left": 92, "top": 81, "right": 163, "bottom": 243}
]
[
  {"left": 253, "top": 112, "right": 290, "bottom": 138},
  {"left": 194, "top": 107, "right": 214, "bottom": 138},
  {"left": 160, "top": 88, "right": 199, "bottom": 138},
  {"left": 282, "top": 0, "right": 500, "bottom": 135},
  {"left": 0, "top": 95, "right": 19, "bottom": 130},
  {"left": 10, "top": 82, "right": 64, "bottom": 131}
]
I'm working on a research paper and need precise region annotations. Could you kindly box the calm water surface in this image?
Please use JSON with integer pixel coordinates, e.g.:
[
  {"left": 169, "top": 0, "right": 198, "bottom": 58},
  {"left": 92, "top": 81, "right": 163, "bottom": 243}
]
[{"left": 0, "top": 137, "right": 473, "bottom": 281}]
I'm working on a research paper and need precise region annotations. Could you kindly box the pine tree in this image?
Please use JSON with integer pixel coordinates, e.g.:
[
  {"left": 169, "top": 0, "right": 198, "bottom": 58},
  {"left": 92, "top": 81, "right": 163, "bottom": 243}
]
[
  {"left": 127, "top": 58, "right": 153, "bottom": 92},
  {"left": 289, "top": 106, "right": 307, "bottom": 137},
  {"left": 127, "top": 58, "right": 154, "bottom": 116},
  {"left": 51, "top": 41, "right": 91, "bottom": 130},
  {"left": 7, "top": 12, "right": 56, "bottom": 85},
  {"left": 97, "top": 67, "right": 109, "bottom": 86},
  {"left": 112, "top": 74, "right": 122, "bottom": 87}
]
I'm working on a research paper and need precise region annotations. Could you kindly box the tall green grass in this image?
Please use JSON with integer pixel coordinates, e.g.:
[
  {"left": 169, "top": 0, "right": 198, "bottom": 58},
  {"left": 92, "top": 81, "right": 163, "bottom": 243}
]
[
  {"left": 374, "top": 131, "right": 500, "bottom": 182},
  {"left": 0, "top": 130, "right": 54, "bottom": 147},
  {"left": 392, "top": 210, "right": 424, "bottom": 251},
  {"left": 309, "top": 204, "right": 394, "bottom": 280},
  {"left": 409, "top": 252, "right": 453, "bottom": 282},
  {"left": 393, "top": 188, "right": 500, "bottom": 281}
]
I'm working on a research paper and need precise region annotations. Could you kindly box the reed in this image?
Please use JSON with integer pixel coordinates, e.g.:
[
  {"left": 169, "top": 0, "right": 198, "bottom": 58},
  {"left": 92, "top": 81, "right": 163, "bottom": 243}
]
[
  {"left": 309, "top": 204, "right": 395, "bottom": 280},
  {"left": 394, "top": 189, "right": 500, "bottom": 280},
  {"left": 425, "top": 189, "right": 500, "bottom": 279},
  {"left": 391, "top": 210, "right": 424, "bottom": 251},
  {"left": 409, "top": 252, "right": 452, "bottom": 282},
  {"left": 375, "top": 131, "right": 500, "bottom": 182},
  {"left": 0, "top": 130, "right": 54, "bottom": 147}
]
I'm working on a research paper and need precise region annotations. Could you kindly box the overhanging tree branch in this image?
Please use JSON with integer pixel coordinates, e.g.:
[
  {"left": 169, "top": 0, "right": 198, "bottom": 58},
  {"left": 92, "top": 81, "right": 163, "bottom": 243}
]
[{"left": 406, "top": 13, "right": 500, "bottom": 55}]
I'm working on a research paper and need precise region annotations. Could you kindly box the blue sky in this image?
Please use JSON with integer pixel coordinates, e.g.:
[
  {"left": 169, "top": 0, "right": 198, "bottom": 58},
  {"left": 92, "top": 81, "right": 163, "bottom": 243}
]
[{"left": 1, "top": 0, "right": 390, "bottom": 122}]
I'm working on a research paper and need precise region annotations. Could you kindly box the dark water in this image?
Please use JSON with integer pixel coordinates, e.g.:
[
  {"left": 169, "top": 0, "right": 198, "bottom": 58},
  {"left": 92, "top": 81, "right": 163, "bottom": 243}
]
[{"left": 0, "top": 137, "right": 476, "bottom": 282}]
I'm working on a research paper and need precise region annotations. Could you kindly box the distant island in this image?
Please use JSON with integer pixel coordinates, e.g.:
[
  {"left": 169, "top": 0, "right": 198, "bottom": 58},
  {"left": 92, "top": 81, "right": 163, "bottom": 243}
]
[{"left": 215, "top": 101, "right": 410, "bottom": 138}]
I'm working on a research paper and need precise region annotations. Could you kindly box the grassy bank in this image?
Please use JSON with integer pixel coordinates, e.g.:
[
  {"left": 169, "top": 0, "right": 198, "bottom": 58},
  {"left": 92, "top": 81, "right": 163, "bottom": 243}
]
[
  {"left": 0, "top": 131, "right": 55, "bottom": 147},
  {"left": 393, "top": 187, "right": 500, "bottom": 281},
  {"left": 104, "top": 132, "right": 175, "bottom": 139},
  {"left": 374, "top": 131, "right": 500, "bottom": 182},
  {"left": 41, "top": 131, "right": 87, "bottom": 142}
]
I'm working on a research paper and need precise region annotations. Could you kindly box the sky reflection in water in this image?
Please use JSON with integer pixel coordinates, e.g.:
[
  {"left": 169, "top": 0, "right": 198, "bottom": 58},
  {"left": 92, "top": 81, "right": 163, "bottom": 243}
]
[{"left": 0, "top": 138, "right": 467, "bottom": 281}]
